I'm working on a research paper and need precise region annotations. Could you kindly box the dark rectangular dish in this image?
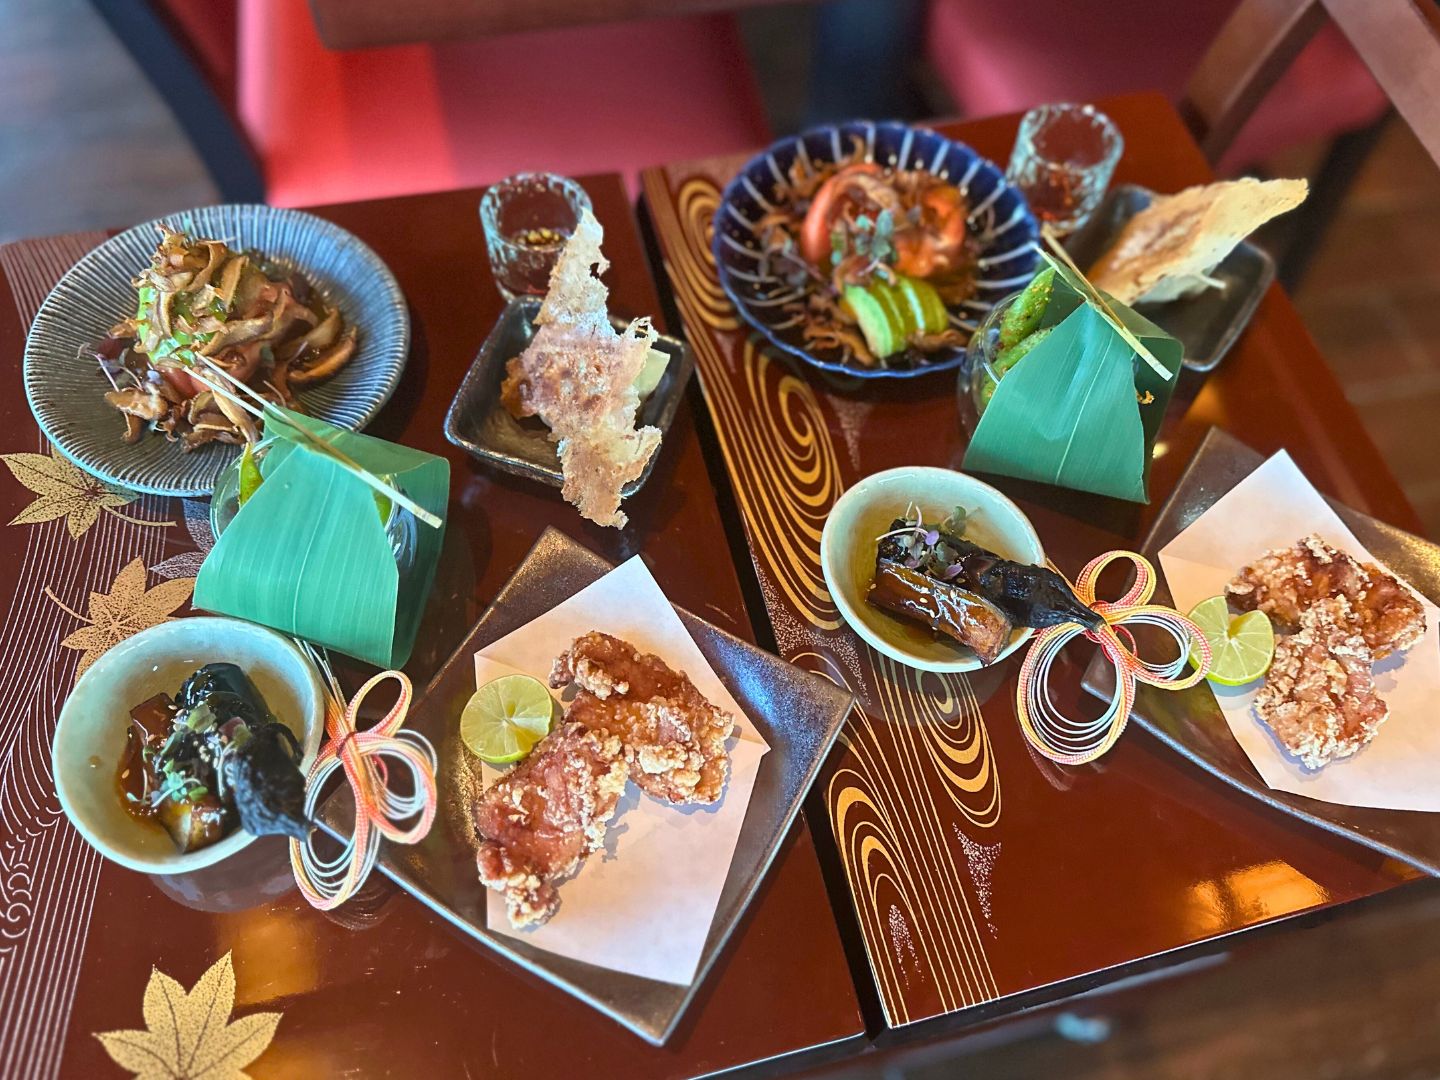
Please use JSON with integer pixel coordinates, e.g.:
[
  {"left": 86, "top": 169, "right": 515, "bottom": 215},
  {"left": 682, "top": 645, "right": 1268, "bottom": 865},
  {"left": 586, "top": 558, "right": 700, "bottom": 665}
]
[
  {"left": 1065, "top": 184, "right": 1275, "bottom": 373},
  {"left": 443, "top": 297, "right": 695, "bottom": 493}
]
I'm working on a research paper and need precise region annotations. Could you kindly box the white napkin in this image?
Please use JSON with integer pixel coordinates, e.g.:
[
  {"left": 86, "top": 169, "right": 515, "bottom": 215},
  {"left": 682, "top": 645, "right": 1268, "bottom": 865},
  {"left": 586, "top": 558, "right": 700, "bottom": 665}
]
[
  {"left": 473, "top": 555, "right": 768, "bottom": 984},
  {"left": 1159, "top": 451, "right": 1440, "bottom": 811}
]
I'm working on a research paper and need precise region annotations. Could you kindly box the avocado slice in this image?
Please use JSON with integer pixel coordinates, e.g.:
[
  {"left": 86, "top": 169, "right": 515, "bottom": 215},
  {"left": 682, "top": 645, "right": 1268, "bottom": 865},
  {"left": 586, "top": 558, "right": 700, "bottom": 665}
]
[
  {"left": 895, "top": 275, "right": 949, "bottom": 335},
  {"left": 869, "top": 281, "right": 913, "bottom": 341},
  {"left": 842, "top": 284, "right": 899, "bottom": 358}
]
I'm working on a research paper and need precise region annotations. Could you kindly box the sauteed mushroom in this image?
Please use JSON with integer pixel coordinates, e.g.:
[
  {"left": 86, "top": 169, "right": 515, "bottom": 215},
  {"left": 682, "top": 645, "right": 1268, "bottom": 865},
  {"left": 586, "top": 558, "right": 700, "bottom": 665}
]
[{"left": 87, "top": 224, "right": 359, "bottom": 450}]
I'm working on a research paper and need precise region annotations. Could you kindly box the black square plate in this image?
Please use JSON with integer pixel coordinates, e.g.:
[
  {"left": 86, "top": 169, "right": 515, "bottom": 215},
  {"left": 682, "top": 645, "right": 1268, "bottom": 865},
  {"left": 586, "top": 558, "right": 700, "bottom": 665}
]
[
  {"left": 1066, "top": 184, "right": 1275, "bottom": 372},
  {"left": 320, "top": 528, "right": 853, "bottom": 1043},
  {"left": 443, "top": 298, "right": 695, "bottom": 493},
  {"left": 1083, "top": 427, "right": 1440, "bottom": 876}
]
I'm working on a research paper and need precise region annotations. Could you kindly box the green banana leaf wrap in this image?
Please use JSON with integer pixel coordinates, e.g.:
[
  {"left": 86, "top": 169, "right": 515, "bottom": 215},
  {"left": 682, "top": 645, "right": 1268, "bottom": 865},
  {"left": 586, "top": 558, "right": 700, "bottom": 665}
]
[
  {"left": 195, "top": 407, "right": 450, "bottom": 668},
  {"left": 962, "top": 273, "right": 1182, "bottom": 503}
]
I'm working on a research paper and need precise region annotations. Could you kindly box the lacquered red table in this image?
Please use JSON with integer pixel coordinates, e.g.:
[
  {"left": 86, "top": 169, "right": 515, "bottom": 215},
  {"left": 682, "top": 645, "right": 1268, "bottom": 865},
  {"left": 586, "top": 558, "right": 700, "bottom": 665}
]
[
  {"left": 0, "top": 179, "right": 863, "bottom": 1079},
  {"left": 0, "top": 93, "right": 1426, "bottom": 1080},
  {"left": 640, "top": 91, "right": 1425, "bottom": 1048}
]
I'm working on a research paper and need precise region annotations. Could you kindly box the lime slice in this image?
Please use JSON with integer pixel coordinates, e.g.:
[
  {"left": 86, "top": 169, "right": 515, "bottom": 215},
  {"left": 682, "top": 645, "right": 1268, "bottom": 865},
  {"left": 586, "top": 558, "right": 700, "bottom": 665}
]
[
  {"left": 459, "top": 674, "right": 557, "bottom": 764},
  {"left": 1187, "top": 595, "right": 1275, "bottom": 686}
]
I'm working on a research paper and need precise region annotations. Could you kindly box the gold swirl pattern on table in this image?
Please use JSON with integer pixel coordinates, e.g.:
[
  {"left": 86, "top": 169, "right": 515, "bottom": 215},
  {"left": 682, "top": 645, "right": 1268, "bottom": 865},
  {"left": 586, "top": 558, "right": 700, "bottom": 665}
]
[
  {"left": 827, "top": 678, "right": 1000, "bottom": 1018},
  {"left": 668, "top": 178, "right": 740, "bottom": 331},
  {"left": 645, "top": 167, "right": 1004, "bottom": 1024},
  {"left": 874, "top": 651, "right": 1001, "bottom": 830},
  {"left": 646, "top": 170, "right": 844, "bottom": 629},
  {"left": 825, "top": 650, "right": 1001, "bottom": 1020}
]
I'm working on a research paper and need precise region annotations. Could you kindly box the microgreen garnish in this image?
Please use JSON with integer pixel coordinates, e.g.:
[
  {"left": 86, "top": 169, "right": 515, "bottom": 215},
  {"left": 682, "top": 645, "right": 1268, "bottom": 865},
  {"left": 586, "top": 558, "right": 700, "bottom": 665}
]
[{"left": 875, "top": 503, "right": 975, "bottom": 580}]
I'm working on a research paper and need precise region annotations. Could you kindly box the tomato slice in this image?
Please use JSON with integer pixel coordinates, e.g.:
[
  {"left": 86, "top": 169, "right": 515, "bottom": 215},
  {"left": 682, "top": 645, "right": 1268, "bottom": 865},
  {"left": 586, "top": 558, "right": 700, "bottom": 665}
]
[{"left": 799, "top": 163, "right": 882, "bottom": 267}]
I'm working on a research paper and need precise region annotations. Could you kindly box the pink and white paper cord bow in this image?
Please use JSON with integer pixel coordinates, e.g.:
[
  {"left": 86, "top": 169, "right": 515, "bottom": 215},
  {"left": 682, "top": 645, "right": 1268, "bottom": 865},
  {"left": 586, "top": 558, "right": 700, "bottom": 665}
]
[
  {"left": 1016, "top": 551, "right": 1212, "bottom": 765},
  {"left": 290, "top": 653, "right": 437, "bottom": 910}
]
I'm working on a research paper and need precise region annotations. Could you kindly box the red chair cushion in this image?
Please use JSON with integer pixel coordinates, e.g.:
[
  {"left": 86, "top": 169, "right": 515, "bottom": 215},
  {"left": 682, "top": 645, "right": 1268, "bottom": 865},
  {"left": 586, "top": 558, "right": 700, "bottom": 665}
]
[
  {"left": 238, "top": 1, "right": 772, "bottom": 206},
  {"left": 924, "top": 0, "right": 1388, "bottom": 173}
]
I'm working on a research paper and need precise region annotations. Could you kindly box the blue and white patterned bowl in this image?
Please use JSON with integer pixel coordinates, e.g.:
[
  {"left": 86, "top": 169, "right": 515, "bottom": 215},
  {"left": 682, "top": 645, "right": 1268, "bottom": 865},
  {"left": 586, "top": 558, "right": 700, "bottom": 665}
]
[
  {"left": 23, "top": 204, "right": 409, "bottom": 497},
  {"left": 713, "top": 121, "right": 1039, "bottom": 379}
]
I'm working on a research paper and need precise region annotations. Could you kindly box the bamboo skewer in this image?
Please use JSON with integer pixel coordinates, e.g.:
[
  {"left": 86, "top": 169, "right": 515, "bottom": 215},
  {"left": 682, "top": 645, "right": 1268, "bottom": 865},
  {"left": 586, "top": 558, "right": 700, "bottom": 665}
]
[{"left": 190, "top": 357, "right": 443, "bottom": 529}]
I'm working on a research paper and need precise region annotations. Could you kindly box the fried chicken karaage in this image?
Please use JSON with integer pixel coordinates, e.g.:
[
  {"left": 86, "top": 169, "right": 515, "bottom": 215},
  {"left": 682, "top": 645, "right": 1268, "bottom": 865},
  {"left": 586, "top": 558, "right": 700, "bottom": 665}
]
[
  {"left": 551, "top": 632, "right": 735, "bottom": 805},
  {"left": 1228, "top": 533, "right": 1425, "bottom": 659},
  {"left": 473, "top": 721, "right": 627, "bottom": 928},
  {"left": 1254, "top": 597, "right": 1389, "bottom": 769}
]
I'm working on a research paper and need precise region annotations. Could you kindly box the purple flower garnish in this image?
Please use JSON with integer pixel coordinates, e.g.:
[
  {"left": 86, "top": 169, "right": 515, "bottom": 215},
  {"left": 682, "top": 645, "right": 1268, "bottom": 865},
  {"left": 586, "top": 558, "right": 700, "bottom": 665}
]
[
  {"left": 923, "top": 529, "right": 939, "bottom": 546},
  {"left": 904, "top": 554, "right": 922, "bottom": 569},
  {"left": 942, "top": 562, "right": 963, "bottom": 580}
]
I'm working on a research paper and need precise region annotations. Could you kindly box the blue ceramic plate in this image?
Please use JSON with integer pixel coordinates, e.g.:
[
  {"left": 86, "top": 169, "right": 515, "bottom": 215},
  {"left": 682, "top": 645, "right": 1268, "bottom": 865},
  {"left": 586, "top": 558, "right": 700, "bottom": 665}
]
[
  {"left": 713, "top": 121, "right": 1039, "bottom": 379},
  {"left": 23, "top": 204, "right": 409, "bottom": 497}
]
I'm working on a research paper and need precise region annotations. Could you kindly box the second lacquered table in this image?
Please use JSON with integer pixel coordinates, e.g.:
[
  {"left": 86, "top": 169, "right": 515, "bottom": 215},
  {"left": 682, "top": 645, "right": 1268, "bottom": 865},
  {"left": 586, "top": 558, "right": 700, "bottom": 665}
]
[{"left": 640, "top": 91, "right": 1423, "bottom": 1043}]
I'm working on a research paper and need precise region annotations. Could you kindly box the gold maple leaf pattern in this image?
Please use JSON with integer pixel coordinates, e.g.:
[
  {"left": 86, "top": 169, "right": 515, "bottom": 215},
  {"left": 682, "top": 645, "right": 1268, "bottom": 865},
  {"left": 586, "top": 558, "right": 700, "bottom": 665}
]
[
  {"left": 47, "top": 557, "right": 194, "bottom": 678},
  {"left": 2, "top": 449, "right": 170, "bottom": 539},
  {"left": 95, "top": 952, "right": 281, "bottom": 1080}
]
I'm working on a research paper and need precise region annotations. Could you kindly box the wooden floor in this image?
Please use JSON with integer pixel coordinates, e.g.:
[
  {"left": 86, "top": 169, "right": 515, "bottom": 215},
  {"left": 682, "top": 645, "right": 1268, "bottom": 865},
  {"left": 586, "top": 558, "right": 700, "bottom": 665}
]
[
  {"left": 4, "top": 3, "right": 1440, "bottom": 1078},
  {"left": 1294, "top": 122, "right": 1440, "bottom": 540},
  {"left": 0, "top": 0, "right": 216, "bottom": 240}
]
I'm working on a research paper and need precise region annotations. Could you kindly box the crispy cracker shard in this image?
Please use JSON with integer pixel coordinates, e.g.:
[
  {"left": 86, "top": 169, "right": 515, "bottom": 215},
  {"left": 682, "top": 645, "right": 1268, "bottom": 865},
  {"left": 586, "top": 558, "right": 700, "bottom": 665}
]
[
  {"left": 1089, "top": 178, "right": 1307, "bottom": 305},
  {"left": 551, "top": 631, "right": 735, "bottom": 805},
  {"left": 500, "top": 208, "right": 661, "bottom": 528},
  {"left": 473, "top": 721, "right": 628, "bottom": 928},
  {"left": 1254, "top": 597, "right": 1388, "bottom": 769},
  {"left": 1227, "top": 534, "right": 1425, "bottom": 659}
]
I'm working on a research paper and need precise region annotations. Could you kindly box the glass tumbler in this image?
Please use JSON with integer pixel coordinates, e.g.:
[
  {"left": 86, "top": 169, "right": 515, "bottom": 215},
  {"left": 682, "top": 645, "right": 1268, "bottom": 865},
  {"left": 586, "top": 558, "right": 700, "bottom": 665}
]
[
  {"left": 479, "top": 173, "right": 593, "bottom": 300},
  {"left": 957, "top": 290, "right": 1022, "bottom": 437},
  {"left": 1006, "top": 103, "right": 1123, "bottom": 235}
]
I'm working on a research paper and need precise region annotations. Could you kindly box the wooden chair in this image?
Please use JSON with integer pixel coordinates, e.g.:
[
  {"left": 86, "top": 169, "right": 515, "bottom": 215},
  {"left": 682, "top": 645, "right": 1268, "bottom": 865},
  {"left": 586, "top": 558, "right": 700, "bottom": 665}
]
[
  {"left": 1184, "top": 0, "right": 1440, "bottom": 167},
  {"left": 1183, "top": 0, "right": 1440, "bottom": 286}
]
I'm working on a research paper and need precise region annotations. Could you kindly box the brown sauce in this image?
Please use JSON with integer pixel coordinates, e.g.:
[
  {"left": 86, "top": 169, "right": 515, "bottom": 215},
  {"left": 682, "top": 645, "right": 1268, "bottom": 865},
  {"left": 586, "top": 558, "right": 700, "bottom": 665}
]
[{"left": 115, "top": 693, "right": 175, "bottom": 822}]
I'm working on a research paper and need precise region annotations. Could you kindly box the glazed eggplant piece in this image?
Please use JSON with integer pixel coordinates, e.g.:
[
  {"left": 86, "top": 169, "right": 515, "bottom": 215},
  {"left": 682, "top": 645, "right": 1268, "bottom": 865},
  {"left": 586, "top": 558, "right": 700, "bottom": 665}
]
[
  {"left": 119, "top": 663, "right": 309, "bottom": 854},
  {"left": 877, "top": 520, "right": 1101, "bottom": 632},
  {"left": 224, "top": 722, "right": 308, "bottom": 841},
  {"left": 157, "top": 792, "right": 232, "bottom": 852},
  {"left": 868, "top": 562, "right": 1014, "bottom": 663}
]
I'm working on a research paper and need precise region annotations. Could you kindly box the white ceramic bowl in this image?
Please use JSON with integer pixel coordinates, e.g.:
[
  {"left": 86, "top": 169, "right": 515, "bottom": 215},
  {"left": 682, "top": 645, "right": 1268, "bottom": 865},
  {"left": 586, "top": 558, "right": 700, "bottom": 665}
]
[
  {"left": 52, "top": 617, "right": 325, "bottom": 874},
  {"left": 820, "top": 466, "right": 1045, "bottom": 673}
]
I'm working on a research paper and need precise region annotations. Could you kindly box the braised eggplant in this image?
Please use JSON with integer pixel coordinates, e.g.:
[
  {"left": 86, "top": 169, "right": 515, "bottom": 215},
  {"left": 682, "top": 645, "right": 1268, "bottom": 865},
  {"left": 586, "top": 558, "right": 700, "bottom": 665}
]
[
  {"left": 868, "top": 562, "right": 1014, "bottom": 663},
  {"left": 116, "top": 663, "right": 308, "bottom": 853},
  {"left": 876, "top": 518, "right": 1100, "bottom": 631},
  {"left": 866, "top": 509, "right": 1101, "bottom": 663}
]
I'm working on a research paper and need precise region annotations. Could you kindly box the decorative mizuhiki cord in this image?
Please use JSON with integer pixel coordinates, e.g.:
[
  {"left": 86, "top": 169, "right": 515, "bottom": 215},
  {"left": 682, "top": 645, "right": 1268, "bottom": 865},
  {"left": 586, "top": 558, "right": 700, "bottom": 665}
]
[
  {"left": 291, "top": 644, "right": 438, "bottom": 909},
  {"left": 1016, "top": 551, "right": 1212, "bottom": 765}
]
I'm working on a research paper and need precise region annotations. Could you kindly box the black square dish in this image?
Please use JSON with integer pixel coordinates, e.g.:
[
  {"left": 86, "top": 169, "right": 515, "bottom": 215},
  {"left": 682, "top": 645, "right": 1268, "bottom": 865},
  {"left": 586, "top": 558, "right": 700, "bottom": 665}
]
[
  {"left": 443, "top": 297, "right": 695, "bottom": 493},
  {"left": 319, "top": 528, "right": 853, "bottom": 1044},
  {"left": 1065, "top": 184, "right": 1276, "bottom": 373},
  {"left": 1082, "top": 427, "right": 1440, "bottom": 877}
]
